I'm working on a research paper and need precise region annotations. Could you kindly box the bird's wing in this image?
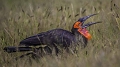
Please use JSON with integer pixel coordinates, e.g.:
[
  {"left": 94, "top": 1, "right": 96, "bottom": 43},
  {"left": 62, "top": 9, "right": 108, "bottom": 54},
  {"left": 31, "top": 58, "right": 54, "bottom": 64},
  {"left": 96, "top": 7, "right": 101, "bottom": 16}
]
[
  {"left": 19, "top": 32, "right": 46, "bottom": 46},
  {"left": 19, "top": 29, "right": 75, "bottom": 47}
]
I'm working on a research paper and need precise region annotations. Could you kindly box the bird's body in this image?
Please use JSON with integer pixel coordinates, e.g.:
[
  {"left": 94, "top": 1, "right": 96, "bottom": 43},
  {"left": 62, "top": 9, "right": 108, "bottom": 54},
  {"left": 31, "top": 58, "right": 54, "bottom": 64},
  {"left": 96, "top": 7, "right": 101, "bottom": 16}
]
[{"left": 20, "top": 28, "right": 87, "bottom": 47}]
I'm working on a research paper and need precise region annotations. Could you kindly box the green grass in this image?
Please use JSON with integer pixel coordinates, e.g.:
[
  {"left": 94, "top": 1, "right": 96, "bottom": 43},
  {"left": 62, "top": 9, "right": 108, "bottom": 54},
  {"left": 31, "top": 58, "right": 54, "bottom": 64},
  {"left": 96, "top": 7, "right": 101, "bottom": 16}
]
[{"left": 0, "top": 0, "right": 120, "bottom": 67}]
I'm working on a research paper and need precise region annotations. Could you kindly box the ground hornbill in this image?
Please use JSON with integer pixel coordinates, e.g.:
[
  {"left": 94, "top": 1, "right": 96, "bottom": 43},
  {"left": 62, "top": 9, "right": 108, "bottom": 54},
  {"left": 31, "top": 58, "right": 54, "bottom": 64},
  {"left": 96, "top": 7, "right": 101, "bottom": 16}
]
[{"left": 4, "top": 14, "right": 101, "bottom": 58}]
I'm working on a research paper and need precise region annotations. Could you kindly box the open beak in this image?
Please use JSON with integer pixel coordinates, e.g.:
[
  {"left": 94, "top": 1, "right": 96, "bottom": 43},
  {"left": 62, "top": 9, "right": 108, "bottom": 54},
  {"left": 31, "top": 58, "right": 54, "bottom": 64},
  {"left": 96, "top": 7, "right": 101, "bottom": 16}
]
[
  {"left": 76, "top": 14, "right": 102, "bottom": 40},
  {"left": 82, "top": 22, "right": 102, "bottom": 28}
]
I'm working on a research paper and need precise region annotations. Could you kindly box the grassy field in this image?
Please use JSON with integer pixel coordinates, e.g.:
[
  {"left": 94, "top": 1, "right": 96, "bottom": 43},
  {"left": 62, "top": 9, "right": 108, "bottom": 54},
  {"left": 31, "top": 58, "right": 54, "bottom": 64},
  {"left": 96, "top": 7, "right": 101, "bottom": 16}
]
[{"left": 0, "top": 0, "right": 120, "bottom": 67}]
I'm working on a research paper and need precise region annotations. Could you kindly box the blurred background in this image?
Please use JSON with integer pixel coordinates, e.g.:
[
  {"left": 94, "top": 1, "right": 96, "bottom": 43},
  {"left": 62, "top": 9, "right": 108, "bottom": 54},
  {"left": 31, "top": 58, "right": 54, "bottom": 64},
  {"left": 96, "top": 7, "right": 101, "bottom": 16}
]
[{"left": 0, "top": 0, "right": 120, "bottom": 67}]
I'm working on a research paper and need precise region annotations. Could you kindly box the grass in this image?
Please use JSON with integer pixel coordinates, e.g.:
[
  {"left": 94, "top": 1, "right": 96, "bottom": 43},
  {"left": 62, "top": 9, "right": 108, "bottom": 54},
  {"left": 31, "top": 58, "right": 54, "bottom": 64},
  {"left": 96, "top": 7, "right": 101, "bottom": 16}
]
[{"left": 0, "top": 0, "right": 120, "bottom": 67}]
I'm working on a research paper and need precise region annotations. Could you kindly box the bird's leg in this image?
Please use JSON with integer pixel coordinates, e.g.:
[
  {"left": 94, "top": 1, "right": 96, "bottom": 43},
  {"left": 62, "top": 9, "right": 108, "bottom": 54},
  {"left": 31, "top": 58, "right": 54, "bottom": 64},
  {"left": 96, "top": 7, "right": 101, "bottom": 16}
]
[{"left": 52, "top": 44, "right": 60, "bottom": 56}]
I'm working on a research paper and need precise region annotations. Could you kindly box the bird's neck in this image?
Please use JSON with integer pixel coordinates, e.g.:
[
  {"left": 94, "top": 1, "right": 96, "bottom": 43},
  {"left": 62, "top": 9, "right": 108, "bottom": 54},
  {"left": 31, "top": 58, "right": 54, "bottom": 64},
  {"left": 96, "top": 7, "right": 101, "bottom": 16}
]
[{"left": 71, "top": 28, "right": 88, "bottom": 48}]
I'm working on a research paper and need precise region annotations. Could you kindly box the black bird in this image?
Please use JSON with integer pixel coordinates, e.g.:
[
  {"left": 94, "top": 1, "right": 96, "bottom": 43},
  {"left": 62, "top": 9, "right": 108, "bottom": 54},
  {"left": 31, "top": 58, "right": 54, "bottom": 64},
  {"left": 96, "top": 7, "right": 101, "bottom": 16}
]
[{"left": 4, "top": 14, "right": 101, "bottom": 57}]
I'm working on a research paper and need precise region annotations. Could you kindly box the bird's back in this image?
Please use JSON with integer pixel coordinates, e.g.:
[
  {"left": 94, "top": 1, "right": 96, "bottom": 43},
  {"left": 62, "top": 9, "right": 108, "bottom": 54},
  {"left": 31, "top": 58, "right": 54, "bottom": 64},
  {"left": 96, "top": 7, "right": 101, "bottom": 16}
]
[{"left": 20, "top": 29, "right": 76, "bottom": 47}]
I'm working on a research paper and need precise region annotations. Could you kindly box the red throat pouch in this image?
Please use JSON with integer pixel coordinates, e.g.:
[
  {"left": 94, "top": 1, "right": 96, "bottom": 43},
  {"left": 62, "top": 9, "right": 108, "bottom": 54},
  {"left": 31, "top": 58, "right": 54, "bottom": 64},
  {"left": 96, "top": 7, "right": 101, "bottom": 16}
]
[{"left": 78, "top": 28, "right": 91, "bottom": 40}]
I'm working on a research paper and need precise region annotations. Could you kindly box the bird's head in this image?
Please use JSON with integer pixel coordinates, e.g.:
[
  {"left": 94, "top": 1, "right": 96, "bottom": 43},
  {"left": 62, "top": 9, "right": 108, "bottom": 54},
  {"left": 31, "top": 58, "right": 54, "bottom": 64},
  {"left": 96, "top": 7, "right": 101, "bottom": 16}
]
[{"left": 72, "top": 14, "right": 101, "bottom": 40}]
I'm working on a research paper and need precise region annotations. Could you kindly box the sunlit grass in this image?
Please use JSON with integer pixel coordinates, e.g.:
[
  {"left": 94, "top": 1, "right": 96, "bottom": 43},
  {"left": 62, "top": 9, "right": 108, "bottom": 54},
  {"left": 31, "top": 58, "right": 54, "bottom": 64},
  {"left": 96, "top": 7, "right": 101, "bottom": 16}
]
[{"left": 0, "top": 0, "right": 120, "bottom": 67}]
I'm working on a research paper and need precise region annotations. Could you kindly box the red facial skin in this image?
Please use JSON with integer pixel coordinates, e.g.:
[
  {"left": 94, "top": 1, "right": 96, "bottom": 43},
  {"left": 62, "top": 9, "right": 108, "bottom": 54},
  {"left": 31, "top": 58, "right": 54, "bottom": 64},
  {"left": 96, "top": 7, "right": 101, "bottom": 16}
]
[{"left": 73, "top": 21, "right": 91, "bottom": 40}]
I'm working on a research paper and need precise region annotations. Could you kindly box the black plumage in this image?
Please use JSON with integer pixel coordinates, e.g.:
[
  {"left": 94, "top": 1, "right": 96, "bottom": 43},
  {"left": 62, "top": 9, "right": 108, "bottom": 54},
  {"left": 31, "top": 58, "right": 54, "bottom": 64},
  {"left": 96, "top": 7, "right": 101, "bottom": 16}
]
[{"left": 20, "top": 29, "right": 76, "bottom": 47}]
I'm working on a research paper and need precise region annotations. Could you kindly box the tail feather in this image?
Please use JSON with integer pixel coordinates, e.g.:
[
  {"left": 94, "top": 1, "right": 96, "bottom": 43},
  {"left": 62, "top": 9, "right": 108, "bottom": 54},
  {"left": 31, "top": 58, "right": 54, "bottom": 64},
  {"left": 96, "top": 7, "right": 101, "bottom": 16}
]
[{"left": 3, "top": 46, "right": 33, "bottom": 53}]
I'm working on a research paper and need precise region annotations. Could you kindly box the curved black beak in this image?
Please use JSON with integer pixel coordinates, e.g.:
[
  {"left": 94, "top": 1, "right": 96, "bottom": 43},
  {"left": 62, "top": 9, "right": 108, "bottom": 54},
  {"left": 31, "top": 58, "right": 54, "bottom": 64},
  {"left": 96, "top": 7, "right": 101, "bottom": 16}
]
[
  {"left": 82, "top": 21, "right": 102, "bottom": 28},
  {"left": 78, "top": 14, "right": 97, "bottom": 25}
]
